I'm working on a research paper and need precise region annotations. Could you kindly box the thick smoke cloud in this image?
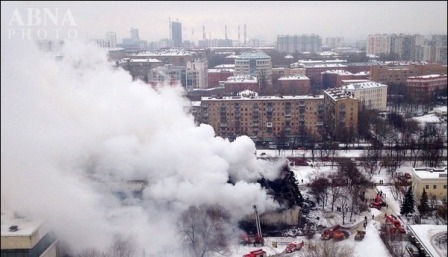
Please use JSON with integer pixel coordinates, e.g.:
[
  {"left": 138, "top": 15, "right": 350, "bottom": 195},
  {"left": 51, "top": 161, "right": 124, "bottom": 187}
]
[{"left": 1, "top": 37, "right": 283, "bottom": 255}]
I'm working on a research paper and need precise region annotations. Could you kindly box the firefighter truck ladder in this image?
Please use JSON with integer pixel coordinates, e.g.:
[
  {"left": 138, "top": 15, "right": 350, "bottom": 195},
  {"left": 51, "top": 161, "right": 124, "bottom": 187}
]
[{"left": 253, "top": 205, "right": 262, "bottom": 240}]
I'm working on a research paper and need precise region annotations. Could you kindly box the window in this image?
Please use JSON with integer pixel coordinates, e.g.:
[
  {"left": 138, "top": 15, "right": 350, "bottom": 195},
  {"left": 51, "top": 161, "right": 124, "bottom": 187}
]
[
  {"left": 433, "top": 185, "right": 437, "bottom": 189},
  {"left": 425, "top": 185, "right": 429, "bottom": 189},
  {"left": 444, "top": 185, "right": 447, "bottom": 189}
]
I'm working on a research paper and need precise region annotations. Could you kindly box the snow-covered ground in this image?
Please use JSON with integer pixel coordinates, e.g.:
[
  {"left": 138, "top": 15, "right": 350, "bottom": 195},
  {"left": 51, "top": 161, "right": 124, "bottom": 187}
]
[{"left": 224, "top": 160, "right": 447, "bottom": 257}]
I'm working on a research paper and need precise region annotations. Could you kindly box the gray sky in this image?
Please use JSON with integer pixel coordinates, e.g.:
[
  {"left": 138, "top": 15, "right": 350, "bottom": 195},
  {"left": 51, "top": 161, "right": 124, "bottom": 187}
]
[{"left": 1, "top": 1, "right": 447, "bottom": 44}]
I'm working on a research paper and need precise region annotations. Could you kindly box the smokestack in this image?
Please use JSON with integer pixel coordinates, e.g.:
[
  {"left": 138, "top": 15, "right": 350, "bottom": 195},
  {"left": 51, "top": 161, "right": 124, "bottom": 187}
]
[
  {"left": 238, "top": 25, "right": 240, "bottom": 46},
  {"left": 225, "top": 25, "right": 227, "bottom": 40},
  {"left": 202, "top": 26, "right": 206, "bottom": 40},
  {"left": 244, "top": 24, "right": 247, "bottom": 46}
]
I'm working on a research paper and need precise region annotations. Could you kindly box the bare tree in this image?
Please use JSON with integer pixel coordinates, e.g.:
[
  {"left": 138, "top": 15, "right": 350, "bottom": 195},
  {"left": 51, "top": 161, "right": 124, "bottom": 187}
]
[
  {"left": 179, "top": 204, "right": 232, "bottom": 257},
  {"left": 297, "top": 240, "right": 355, "bottom": 257},
  {"left": 76, "top": 236, "right": 136, "bottom": 257}
]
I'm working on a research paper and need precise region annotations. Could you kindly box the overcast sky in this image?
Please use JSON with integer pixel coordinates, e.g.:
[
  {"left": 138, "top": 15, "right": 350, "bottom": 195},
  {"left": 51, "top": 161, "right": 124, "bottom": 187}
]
[{"left": 2, "top": 1, "right": 447, "bottom": 45}]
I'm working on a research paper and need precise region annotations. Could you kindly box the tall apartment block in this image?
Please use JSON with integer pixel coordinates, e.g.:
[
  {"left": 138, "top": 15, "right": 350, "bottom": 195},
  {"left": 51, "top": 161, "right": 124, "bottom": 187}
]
[
  {"left": 171, "top": 21, "right": 183, "bottom": 48},
  {"left": 323, "top": 88, "right": 359, "bottom": 141},
  {"left": 198, "top": 91, "right": 325, "bottom": 144},
  {"left": 276, "top": 34, "right": 322, "bottom": 54}
]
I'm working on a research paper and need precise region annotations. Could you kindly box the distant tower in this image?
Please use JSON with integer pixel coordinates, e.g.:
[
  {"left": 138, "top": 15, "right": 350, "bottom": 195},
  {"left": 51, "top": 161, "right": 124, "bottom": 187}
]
[
  {"left": 203, "top": 26, "right": 206, "bottom": 40},
  {"left": 130, "top": 27, "right": 139, "bottom": 41},
  {"left": 171, "top": 21, "right": 182, "bottom": 48},
  {"left": 244, "top": 24, "right": 247, "bottom": 46},
  {"left": 106, "top": 32, "right": 117, "bottom": 48},
  {"left": 225, "top": 25, "right": 228, "bottom": 40},
  {"left": 238, "top": 25, "right": 241, "bottom": 46}
]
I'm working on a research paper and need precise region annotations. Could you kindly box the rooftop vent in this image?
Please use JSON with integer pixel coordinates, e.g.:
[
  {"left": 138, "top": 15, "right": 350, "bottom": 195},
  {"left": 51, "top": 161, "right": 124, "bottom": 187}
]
[{"left": 9, "top": 225, "right": 18, "bottom": 232}]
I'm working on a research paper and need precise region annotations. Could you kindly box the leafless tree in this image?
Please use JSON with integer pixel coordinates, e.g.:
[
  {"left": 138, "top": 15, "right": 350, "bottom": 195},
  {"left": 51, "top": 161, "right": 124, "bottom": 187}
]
[
  {"left": 336, "top": 189, "right": 350, "bottom": 225},
  {"left": 76, "top": 236, "right": 136, "bottom": 257},
  {"left": 179, "top": 204, "right": 232, "bottom": 257},
  {"left": 328, "top": 180, "right": 341, "bottom": 212},
  {"left": 297, "top": 240, "right": 354, "bottom": 257}
]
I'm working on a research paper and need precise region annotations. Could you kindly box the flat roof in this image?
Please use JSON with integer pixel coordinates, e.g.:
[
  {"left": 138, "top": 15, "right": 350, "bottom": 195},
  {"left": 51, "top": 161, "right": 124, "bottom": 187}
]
[
  {"left": 412, "top": 167, "right": 447, "bottom": 180},
  {"left": 1, "top": 210, "right": 44, "bottom": 237},
  {"left": 343, "top": 81, "right": 388, "bottom": 90},
  {"left": 201, "top": 94, "right": 324, "bottom": 101},
  {"left": 408, "top": 225, "right": 447, "bottom": 257}
]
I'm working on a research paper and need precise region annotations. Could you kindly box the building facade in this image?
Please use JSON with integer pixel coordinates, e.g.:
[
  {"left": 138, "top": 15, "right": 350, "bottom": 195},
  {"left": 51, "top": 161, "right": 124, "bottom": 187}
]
[
  {"left": 411, "top": 167, "right": 447, "bottom": 201},
  {"left": 276, "top": 34, "right": 322, "bottom": 54},
  {"left": 406, "top": 74, "right": 448, "bottom": 103},
  {"left": 221, "top": 75, "right": 258, "bottom": 94},
  {"left": 370, "top": 63, "right": 447, "bottom": 85},
  {"left": 198, "top": 91, "right": 325, "bottom": 145},
  {"left": 234, "top": 51, "right": 273, "bottom": 86},
  {"left": 342, "top": 82, "right": 388, "bottom": 111},
  {"left": 171, "top": 21, "right": 183, "bottom": 48},
  {"left": 148, "top": 64, "right": 186, "bottom": 87},
  {"left": 277, "top": 75, "right": 311, "bottom": 95},
  {"left": 366, "top": 34, "right": 391, "bottom": 56},
  {"left": 186, "top": 59, "right": 208, "bottom": 90},
  {"left": 323, "top": 88, "right": 359, "bottom": 141}
]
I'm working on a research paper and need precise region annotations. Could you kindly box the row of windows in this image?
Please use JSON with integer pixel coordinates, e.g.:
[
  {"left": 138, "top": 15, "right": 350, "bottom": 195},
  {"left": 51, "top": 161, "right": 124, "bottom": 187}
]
[{"left": 424, "top": 184, "right": 447, "bottom": 190}]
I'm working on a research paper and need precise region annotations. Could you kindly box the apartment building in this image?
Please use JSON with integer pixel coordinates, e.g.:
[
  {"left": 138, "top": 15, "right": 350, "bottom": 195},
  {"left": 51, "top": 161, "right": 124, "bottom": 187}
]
[
  {"left": 186, "top": 59, "right": 208, "bottom": 90},
  {"left": 221, "top": 75, "right": 258, "bottom": 94},
  {"left": 234, "top": 51, "right": 273, "bottom": 86},
  {"left": 366, "top": 34, "right": 391, "bottom": 56},
  {"left": 323, "top": 88, "right": 359, "bottom": 141},
  {"left": 208, "top": 68, "right": 233, "bottom": 88},
  {"left": 277, "top": 75, "right": 311, "bottom": 95},
  {"left": 369, "top": 62, "right": 447, "bottom": 85},
  {"left": 276, "top": 34, "right": 322, "bottom": 54},
  {"left": 406, "top": 74, "right": 448, "bottom": 103},
  {"left": 411, "top": 167, "right": 447, "bottom": 201},
  {"left": 117, "top": 58, "right": 163, "bottom": 81},
  {"left": 342, "top": 82, "right": 388, "bottom": 111},
  {"left": 198, "top": 90, "right": 324, "bottom": 144},
  {"left": 147, "top": 64, "right": 185, "bottom": 87}
]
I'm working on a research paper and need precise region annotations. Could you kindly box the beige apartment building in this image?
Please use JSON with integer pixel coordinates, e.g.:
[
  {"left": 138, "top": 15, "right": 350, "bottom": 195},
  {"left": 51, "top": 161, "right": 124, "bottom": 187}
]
[
  {"left": 342, "top": 81, "right": 388, "bottom": 111},
  {"left": 323, "top": 88, "right": 359, "bottom": 141},
  {"left": 411, "top": 167, "right": 447, "bottom": 201},
  {"left": 199, "top": 90, "right": 324, "bottom": 145}
]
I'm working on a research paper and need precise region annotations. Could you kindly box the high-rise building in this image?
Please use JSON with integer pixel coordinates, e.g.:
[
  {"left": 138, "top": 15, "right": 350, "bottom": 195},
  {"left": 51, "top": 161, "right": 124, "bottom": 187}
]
[
  {"left": 276, "top": 34, "right": 322, "bottom": 54},
  {"left": 130, "top": 27, "right": 139, "bottom": 41},
  {"left": 106, "top": 31, "right": 117, "bottom": 48},
  {"left": 171, "top": 21, "right": 183, "bottom": 48},
  {"left": 366, "top": 34, "right": 391, "bottom": 56},
  {"left": 234, "top": 51, "right": 273, "bottom": 86}
]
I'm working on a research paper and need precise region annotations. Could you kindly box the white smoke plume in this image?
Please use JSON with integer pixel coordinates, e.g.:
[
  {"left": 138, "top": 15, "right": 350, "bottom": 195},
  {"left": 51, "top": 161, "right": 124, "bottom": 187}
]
[{"left": 1, "top": 36, "right": 283, "bottom": 254}]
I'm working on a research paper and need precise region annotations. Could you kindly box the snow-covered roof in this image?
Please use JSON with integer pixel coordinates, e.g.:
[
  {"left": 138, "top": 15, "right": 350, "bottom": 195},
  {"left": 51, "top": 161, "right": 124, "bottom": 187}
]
[
  {"left": 237, "top": 51, "right": 270, "bottom": 59},
  {"left": 202, "top": 94, "right": 324, "bottom": 101},
  {"left": 278, "top": 75, "right": 310, "bottom": 81},
  {"left": 412, "top": 167, "right": 447, "bottom": 180},
  {"left": 322, "top": 69, "right": 353, "bottom": 75},
  {"left": 225, "top": 75, "right": 257, "bottom": 83},
  {"left": 408, "top": 74, "right": 447, "bottom": 79},
  {"left": 208, "top": 68, "right": 234, "bottom": 73},
  {"left": 1, "top": 210, "right": 46, "bottom": 237},
  {"left": 343, "top": 82, "right": 388, "bottom": 90},
  {"left": 407, "top": 225, "right": 447, "bottom": 257}
]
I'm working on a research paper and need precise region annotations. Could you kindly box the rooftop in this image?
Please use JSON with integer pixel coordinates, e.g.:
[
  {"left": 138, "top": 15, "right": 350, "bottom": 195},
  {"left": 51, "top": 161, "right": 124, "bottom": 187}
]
[
  {"left": 201, "top": 94, "right": 324, "bottom": 101},
  {"left": 407, "top": 225, "right": 447, "bottom": 257},
  {"left": 237, "top": 51, "right": 270, "bottom": 59},
  {"left": 278, "top": 75, "right": 310, "bottom": 81},
  {"left": 1, "top": 210, "right": 45, "bottom": 237},
  {"left": 412, "top": 167, "right": 447, "bottom": 180},
  {"left": 343, "top": 81, "right": 388, "bottom": 90}
]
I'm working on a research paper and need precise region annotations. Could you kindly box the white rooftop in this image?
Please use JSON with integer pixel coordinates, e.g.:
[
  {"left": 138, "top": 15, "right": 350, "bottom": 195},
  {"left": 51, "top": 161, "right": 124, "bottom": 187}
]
[
  {"left": 408, "top": 74, "right": 447, "bottom": 79},
  {"left": 278, "top": 75, "right": 310, "bottom": 81},
  {"left": 343, "top": 81, "right": 388, "bottom": 90},
  {"left": 412, "top": 167, "right": 447, "bottom": 180},
  {"left": 408, "top": 225, "right": 447, "bottom": 257},
  {"left": 322, "top": 69, "right": 353, "bottom": 75},
  {"left": 1, "top": 210, "right": 45, "bottom": 237}
]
